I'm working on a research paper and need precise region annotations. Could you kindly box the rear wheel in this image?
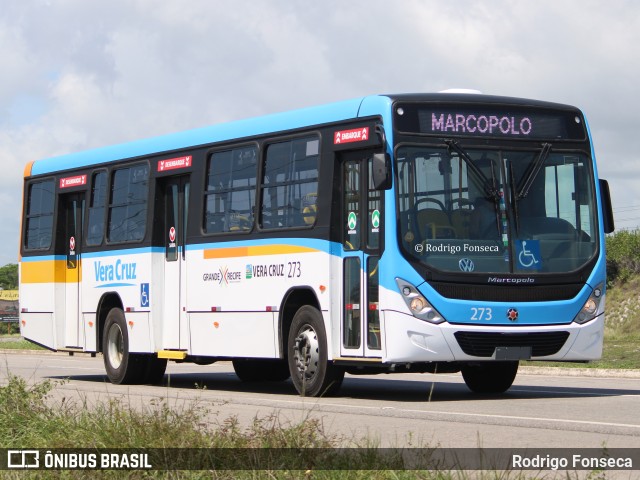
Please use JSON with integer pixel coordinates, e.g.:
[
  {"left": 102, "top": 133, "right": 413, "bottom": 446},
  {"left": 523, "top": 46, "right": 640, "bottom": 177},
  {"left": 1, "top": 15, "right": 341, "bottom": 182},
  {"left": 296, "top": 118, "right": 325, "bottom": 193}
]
[
  {"left": 232, "top": 359, "right": 291, "bottom": 382},
  {"left": 102, "top": 308, "right": 149, "bottom": 384},
  {"left": 142, "top": 355, "right": 168, "bottom": 384},
  {"left": 461, "top": 361, "right": 519, "bottom": 394},
  {"left": 287, "top": 306, "right": 344, "bottom": 397}
]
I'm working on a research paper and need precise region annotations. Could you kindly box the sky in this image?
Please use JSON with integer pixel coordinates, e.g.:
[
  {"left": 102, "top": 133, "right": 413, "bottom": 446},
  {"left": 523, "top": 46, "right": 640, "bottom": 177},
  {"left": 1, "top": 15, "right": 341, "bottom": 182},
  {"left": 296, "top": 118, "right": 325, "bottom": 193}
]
[{"left": 1, "top": 0, "right": 639, "bottom": 267}]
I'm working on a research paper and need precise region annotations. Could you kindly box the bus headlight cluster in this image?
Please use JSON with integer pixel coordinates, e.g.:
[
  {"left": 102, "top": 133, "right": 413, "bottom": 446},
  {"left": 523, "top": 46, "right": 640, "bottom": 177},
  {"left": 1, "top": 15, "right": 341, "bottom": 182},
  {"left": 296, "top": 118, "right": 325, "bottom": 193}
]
[
  {"left": 573, "top": 283, "right": 604, "bottom": 324},
  {"left": 396, "top": 278, "right": 444, "bottom": 324}
]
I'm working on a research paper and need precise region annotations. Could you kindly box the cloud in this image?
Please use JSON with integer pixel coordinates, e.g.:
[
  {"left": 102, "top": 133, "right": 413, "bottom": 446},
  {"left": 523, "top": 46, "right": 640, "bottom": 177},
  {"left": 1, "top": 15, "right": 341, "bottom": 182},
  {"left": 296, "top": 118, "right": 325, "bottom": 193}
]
[{"left": 1, "top": 1, "right": 640, "bottom": 267}]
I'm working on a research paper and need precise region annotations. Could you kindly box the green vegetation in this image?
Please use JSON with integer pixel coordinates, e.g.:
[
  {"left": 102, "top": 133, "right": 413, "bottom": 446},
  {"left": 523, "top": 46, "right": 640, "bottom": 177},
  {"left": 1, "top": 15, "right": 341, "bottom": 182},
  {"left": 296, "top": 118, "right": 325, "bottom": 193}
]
[
  {"left": 0, "top": 263, "right": 17, "bottom": 290},
  {"left": 523, "top": 334, "right": 640, "bottom": 369},
  {"left": 1, "top": 372, "right": 517, "bottom": 479},
  {"left": 0, "top": 337, "right": 44, "bottom": 350},
  {"left": 606, "top": 228, "right": 640, "bottom": 287},
  {"left": 600, "top": 230, "right": 640, "bottom": 367},
  {"left": 604, "top": 275, "right": 640, "bottom": 339},
  {"left": 1, "top": 322, "right": 20, "bottom": 335},
  {"left": 0, "top": 371, "right": 616, "bottom": 478}
]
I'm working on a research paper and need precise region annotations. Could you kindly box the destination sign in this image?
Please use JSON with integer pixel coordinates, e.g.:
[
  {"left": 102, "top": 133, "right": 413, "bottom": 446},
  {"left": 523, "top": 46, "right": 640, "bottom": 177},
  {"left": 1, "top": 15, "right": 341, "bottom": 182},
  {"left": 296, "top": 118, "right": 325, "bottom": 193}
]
[
  {"left": 395, "top": 104, "right": 586, "bottom": 141},
  {"left": 158, "top": 155, "right": 192, "bottom": 172},
  {"left": 430, "top": 112, "right": 532, "bottom": 136},
  {"left": 59, "top": 175, "right": 87, "bottom": 189}
]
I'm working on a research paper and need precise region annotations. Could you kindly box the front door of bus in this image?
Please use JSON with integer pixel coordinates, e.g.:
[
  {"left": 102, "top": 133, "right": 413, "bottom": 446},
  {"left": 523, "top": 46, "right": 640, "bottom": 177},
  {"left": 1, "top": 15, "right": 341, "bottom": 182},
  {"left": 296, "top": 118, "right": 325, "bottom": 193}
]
[
  {"left": 340, "top": 152, "right": 382, "bottom": 358},
  {"left": 161, "top": 176, "right": 190, "bottom": 350},
  {"left": 62, "top": 193, "right": 84, "bottom": 348}
]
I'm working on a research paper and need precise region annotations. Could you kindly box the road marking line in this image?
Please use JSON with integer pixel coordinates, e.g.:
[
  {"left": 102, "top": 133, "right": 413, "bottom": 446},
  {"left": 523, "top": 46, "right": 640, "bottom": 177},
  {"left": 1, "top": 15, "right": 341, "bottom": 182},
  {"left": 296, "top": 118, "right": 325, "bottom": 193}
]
[
  {"left": 513, "top": 387, "right": 640, "bottom": 397},
  {"left": 396, "top": 409, "right": 640, "bottom": 430},
  {"left": 227, "top": 396, "right": 640, "bottom": 430}
]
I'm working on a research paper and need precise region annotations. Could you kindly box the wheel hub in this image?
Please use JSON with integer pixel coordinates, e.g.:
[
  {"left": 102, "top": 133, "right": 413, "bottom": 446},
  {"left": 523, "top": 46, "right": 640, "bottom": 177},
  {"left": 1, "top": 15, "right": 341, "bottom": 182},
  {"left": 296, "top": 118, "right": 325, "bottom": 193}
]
[
  {"left": 294, "top": 325, "right": 319, "bottom": 379},
  {"left": 106, "top": 323, "right": 124, "bottom": 369}
]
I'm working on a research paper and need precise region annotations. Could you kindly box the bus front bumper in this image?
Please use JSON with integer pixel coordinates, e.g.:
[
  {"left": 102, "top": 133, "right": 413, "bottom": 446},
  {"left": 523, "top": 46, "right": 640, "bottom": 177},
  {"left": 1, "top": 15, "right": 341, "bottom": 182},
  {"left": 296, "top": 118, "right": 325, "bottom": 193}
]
[{"left": 381, "top": 310, "right": 604, "bottom": 364}]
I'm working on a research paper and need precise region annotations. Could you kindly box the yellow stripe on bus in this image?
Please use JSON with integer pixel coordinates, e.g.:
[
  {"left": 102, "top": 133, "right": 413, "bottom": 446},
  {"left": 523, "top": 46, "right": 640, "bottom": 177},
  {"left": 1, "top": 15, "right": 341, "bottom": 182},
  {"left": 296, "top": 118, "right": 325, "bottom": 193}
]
[
  {"left": 21, "top": 259, "right": 82, "bottom": 284},
  {"left": 203, "top": 244, "right": 317, "bottom": 259}
]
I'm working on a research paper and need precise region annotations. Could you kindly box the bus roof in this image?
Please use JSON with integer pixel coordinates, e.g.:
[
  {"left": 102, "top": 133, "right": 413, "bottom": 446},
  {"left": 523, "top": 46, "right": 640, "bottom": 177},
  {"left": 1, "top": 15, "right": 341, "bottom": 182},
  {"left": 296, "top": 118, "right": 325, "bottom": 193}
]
[
  {"left": 27, "top": 93, "right": 579, "bottom": 177},
  {"left": 29, "top": 95, "right": 379, "bottom": 177}
]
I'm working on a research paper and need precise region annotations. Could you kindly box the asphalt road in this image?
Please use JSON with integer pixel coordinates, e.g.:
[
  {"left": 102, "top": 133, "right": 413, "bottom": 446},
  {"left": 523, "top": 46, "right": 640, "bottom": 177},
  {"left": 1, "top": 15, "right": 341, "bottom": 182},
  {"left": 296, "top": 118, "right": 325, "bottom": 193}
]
[{"left": 2, "top": 350, "right": 640, "bottom": 449}]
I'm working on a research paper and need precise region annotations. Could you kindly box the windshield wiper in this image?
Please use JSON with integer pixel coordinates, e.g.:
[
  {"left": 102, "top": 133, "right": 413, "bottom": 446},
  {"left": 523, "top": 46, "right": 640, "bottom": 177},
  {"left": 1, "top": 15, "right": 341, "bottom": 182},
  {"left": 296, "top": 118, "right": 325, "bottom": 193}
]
[
  {"left": 445, "top": 140, "right": 500, "bottom": 202},
  {"left": 506, "top": 159, "right": 519, "bottom": 233},
  {"left": 517, "top": 143, "right": 552, "bottom": 199}
]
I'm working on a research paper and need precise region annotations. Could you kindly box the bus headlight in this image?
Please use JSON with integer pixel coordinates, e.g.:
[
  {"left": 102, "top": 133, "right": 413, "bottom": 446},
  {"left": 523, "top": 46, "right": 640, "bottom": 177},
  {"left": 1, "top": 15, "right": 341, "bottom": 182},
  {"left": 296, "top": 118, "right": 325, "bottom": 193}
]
[
  {"left": 573, "top": 283, "right": 604, "bottom": 324},
  {"left": 396, "top": 278, "right": 444, "bottom": 324}
]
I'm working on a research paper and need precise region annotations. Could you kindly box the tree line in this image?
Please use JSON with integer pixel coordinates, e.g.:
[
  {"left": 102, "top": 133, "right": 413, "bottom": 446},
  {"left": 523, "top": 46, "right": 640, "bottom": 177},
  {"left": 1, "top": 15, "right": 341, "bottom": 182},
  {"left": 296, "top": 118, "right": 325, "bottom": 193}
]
[{"left": 0, "top": 264, "right": 17, "bottom": 290}]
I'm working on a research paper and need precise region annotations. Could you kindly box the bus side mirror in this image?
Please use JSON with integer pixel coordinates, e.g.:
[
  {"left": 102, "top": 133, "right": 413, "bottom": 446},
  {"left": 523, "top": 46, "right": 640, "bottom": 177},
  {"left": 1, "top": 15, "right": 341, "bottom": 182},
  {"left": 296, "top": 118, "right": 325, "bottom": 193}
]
[
  {"left": 599, "top": 179, "right": 615, "bottom": 234},
  {"left": 372, "top": 152, "right": 391, "bottom": 190}
]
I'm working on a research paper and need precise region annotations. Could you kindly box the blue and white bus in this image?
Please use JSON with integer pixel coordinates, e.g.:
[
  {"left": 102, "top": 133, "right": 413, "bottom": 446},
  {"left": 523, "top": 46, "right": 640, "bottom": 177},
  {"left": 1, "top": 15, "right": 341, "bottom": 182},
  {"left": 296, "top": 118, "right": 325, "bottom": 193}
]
[{"left": 19, "top": 92, "right": 614, "bottom": 396}]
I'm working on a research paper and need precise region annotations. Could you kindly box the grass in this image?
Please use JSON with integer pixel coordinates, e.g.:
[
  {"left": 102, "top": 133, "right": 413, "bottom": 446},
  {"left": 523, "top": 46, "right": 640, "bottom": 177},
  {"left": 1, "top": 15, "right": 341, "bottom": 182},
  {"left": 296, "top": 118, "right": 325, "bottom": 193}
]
[
  {"left": 0, "top": 338, "right": 45, "bottom": 350},
  {"left": 1, "top": 371, "right": 539, "bottom": 479},
  {"left": 0, "top": 370, "right": 613, "bottom": 479},
  {"left": 523, "top": 333, "right": 640, "bottom": 369}
]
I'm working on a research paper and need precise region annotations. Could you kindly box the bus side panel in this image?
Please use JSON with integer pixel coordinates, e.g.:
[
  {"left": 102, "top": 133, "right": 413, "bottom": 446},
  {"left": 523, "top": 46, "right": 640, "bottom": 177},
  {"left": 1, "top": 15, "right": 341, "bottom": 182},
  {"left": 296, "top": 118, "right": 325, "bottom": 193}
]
[
  {"left": 82, "top": 250, "right": 155, "bottom": 354},
  {"left": 187, "top": 244, "right": 331, "bottom": 358},
  {"left": 19, "top": 259, "right": 61, "bottom": 350},
  {"left": 83, "top": 313, "right": 98, "bottom": 351},
  {"left": 20, "top": 313, "right": 55, "bottom": 350},
  {"left": 19, "top": 259, "right": 60, "bottom": 311},
  {"left": 125, "top": 312, "right": 153, "bottom": 353},
  {"left": 189, "top": 312, "right": 277, "bottom": 358}
]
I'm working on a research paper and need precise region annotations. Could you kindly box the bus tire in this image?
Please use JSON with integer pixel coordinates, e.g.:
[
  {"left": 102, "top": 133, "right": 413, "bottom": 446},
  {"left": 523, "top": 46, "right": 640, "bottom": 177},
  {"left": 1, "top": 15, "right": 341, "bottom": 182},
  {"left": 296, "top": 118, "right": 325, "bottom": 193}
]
[
  {"left": 102, "top": 307, "right": 146, "bottom": 384},
  {"left": 232, "top": 359, "right": 291, "bottom": 382},
  {"left": 287, "top": 305, "right": 344, "bottom": 397},
  {"left": 461, "top": 361, "right": 519, "bottom": 394},
  {"left": 142, "top": 355, "right": 168, "bottom": 384}
]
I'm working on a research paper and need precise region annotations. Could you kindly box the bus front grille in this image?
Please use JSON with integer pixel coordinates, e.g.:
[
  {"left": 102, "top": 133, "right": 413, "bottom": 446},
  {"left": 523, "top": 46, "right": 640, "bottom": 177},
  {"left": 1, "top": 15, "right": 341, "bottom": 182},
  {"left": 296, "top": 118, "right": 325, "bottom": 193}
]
[
  {"left": 431, "top": 282, "right": 583, "bottom": 302},
  {"left": 453, "top": 331, "right": 571, "bottom": 358}
]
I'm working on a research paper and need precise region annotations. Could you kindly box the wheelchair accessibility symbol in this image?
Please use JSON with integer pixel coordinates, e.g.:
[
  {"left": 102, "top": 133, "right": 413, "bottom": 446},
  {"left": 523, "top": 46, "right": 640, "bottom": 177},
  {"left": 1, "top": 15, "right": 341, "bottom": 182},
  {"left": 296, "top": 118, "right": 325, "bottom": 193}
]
[
  {"left": 141, "top": 283, "right": 150, "bottom": 307},
  {"left": 516, "top": 240, "right": 541, "bottom": 270}
]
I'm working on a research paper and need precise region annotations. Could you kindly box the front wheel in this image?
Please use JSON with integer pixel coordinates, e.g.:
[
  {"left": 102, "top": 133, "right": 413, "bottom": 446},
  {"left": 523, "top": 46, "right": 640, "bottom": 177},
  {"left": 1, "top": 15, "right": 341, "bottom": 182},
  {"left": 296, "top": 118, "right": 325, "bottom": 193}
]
[
  {"left": 461, "top": 361, "right": 519, "bottom": 394},
  {"left": 287, "top": 306, "right": 344, "bottom": 397}
]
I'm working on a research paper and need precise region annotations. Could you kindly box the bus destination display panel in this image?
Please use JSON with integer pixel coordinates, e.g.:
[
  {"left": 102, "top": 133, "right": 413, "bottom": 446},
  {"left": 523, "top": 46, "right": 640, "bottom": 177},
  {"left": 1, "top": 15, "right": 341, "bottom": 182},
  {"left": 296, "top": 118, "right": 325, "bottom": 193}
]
[{"left": 394, "top": 104, "right": 587, "bottom": 141}]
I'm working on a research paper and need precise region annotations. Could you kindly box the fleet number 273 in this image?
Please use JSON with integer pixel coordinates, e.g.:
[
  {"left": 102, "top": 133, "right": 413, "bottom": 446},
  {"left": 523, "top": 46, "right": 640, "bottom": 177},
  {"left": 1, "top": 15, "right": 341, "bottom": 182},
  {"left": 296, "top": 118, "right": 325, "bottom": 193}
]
[{"left": 470, "top": 307, "right": 493, "bottom": 321}]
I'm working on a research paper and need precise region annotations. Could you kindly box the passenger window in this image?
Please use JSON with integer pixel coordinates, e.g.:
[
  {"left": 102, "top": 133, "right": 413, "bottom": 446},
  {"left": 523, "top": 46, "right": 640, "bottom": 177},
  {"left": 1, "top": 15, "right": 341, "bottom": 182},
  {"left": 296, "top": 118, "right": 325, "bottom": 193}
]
[
  {"left": 87, "top": 171, "right": 107, "bottom": 246},
  {"left": 204, "top": 146, "right": 257, "bottom": 234},
  {"left": 25, "top": 180, "right": 55, "bottom": 250},
  {"left": 107, "top": 164, "right": 149, "bottom": 243},
  {"left": 260, "top": 136, "right": 319, "bottom": 229}
]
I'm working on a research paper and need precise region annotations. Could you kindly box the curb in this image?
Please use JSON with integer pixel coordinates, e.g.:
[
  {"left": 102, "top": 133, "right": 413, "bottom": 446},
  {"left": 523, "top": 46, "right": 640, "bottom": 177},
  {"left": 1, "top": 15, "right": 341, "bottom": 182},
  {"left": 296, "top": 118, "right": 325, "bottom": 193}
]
[{"left": 518, "top": 365, "right": 640, "bottom": 378}]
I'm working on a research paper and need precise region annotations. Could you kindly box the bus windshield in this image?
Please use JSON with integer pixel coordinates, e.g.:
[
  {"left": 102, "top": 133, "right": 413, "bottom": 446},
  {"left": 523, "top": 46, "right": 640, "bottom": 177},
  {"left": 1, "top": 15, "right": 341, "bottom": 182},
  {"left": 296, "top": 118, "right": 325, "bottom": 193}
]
[{"left": 396, "top": 144, "right": 598, "bottom": 274}]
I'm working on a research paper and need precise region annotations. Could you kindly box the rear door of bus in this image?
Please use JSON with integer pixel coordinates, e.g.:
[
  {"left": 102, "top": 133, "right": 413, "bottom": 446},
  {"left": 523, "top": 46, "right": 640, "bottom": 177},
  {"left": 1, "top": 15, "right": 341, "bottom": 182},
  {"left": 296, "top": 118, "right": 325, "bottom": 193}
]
[
  {"left": 60, "top": 192, "right": 85, "bottom": 348},
  {"left": 160, "top": 175, "right": 190, "bottom": 351}
]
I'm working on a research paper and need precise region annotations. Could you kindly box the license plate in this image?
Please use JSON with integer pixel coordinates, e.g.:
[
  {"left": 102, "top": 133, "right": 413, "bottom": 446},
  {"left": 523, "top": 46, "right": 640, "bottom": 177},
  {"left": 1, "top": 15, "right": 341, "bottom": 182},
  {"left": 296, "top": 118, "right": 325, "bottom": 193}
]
[{"left": 495, "top": 346, "right": 532, "bottom": 360}]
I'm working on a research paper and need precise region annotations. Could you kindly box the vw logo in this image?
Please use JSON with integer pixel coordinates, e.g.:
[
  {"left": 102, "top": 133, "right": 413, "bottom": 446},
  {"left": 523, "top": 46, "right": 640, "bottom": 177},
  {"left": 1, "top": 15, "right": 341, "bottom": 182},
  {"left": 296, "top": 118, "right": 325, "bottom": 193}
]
[{"left": 458, "top": 258, "right": 475, "bottom": 272}]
